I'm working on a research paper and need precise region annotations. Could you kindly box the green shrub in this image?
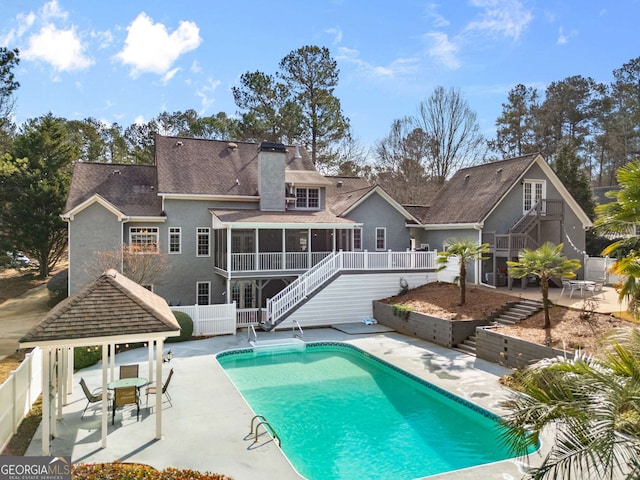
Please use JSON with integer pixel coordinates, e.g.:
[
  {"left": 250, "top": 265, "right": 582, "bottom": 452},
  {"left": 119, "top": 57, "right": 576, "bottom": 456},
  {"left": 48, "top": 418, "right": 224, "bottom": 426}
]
[
  {"left": 392, "top": 304, "right": 412, "bottom": 320},
  {"left": 74, "top": 346, "right": 102, "bottom": 370},
  {"left": 72, "top": 463, "right": 233, "bottom": 479},
  {"left": 167, "top": 311, "right": 193, "bottom": 343}
]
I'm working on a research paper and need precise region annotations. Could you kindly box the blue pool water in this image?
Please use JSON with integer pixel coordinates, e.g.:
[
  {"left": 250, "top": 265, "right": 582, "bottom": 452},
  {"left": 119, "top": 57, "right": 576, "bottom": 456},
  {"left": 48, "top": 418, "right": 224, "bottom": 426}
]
[{"left": 217, "top": 343, "right": 524, "bottom": 480}]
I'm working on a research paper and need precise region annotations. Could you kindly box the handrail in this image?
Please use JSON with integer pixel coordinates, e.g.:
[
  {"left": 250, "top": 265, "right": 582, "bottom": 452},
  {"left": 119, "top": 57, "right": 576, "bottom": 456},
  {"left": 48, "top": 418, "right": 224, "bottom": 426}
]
[
  {"left": 250, "top": 414, "right": 280, "bottom": 446},
  {"left": 248, "top": 324, "right": 257, "bottom": 344},
  {"left": 265, "top": 250, "right": 437, "bottom": 329},
  {"left": 293, "top": 320, "right": 304, "bottom": 339}
]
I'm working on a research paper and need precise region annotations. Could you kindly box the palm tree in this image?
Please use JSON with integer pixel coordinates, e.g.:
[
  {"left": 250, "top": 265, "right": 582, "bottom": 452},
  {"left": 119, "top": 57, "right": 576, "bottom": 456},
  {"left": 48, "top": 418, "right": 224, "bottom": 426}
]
[
  {"left": 500, "top": 328, "right": 640, "bottom": 479},
  {"left": 436, "top": 239, "right": 489, "bottom": 306},
  {"left": 507, "top": 242, "right": 581, "bottom": 329},
  {"left": 594, "top": 160, "right": 640, "bottom": 319}
]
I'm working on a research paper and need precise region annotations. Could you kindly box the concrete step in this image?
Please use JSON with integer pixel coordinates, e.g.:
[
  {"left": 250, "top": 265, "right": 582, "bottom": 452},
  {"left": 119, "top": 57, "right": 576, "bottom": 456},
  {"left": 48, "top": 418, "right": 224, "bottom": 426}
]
[{"left": 456, "top": 343, "right": 477, "bottom": 355}]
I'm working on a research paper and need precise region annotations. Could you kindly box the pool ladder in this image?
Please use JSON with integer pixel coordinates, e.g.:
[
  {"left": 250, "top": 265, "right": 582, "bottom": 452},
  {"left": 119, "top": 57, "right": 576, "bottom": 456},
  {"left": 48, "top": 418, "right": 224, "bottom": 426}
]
[{"left": 250, "top": 414, "right": 281, "bottom": 446}]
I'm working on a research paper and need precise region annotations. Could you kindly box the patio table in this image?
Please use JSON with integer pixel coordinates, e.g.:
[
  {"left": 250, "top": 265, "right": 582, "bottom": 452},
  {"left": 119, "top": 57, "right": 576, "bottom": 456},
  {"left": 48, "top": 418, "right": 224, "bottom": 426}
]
[
  {"left": 569, "top": 280, "right": 595, "bottom": 298},
  {"left": 107, "top": 377, "right": 148, "bottom": 390}
]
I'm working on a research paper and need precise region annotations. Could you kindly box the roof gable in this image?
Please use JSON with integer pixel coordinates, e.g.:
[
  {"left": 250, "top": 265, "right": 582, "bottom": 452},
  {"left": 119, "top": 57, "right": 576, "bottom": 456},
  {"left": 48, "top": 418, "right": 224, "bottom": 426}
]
[
  {"left": 414, "top": 154, "right": 538, "bottom": 225},
  {"left": 64, "top": 162, "right": 161, "bottom": 217},
  {"left": 20, "top": 269, "right": 180, "bottom": 347}
]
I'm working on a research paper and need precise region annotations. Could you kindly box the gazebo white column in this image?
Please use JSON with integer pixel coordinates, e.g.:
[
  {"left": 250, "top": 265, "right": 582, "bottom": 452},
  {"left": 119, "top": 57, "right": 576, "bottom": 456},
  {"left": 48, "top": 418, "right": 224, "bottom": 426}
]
[{"left": 101, "top": 343, "right": 108, "bottom": 448}]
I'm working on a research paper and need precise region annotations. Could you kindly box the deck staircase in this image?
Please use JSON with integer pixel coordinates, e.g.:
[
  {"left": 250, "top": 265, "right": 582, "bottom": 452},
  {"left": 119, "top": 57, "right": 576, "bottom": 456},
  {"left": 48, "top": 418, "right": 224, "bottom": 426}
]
[
  {"left": 261, "top": 250, "right": 438, "bottom": 331},
  {"left": 456, "top": 299, "right": 544, "bottom": 356}
]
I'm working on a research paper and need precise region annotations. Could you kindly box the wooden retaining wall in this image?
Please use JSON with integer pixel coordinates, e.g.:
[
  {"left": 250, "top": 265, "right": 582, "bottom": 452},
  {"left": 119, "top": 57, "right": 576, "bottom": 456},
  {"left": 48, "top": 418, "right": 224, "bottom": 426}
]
[
  {"left": 372, "top": 301, "right": 487, "bottom": 348},
  {"left": 475, "top": 327, "right": 571, "bottom": 369}
]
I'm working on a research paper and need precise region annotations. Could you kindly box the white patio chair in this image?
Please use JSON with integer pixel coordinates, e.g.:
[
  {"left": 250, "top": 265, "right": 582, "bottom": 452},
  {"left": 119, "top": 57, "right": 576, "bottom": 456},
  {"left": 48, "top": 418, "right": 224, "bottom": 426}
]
[
  {"left": 585, "top": 281, "right": 604, "bottom": 299},
  {"left": 560, "top": 279, "right": 572, "bottom": 296}
]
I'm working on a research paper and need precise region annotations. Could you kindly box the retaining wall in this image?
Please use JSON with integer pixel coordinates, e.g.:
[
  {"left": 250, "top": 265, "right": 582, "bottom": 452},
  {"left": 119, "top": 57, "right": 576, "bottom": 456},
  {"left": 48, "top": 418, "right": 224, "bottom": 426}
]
[
  {"left": 372, "top": 301, "right": 487, "bottom": 348},
  {"left": 475, "top": 327, "right": 571, "bottom": 369}
]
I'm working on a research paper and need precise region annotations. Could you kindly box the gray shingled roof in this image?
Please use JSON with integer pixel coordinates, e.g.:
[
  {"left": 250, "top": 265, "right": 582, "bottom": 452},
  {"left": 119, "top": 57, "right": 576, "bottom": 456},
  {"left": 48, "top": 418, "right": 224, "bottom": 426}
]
[
  {"left": 415, "top": 154, "right": 539, "bottom": 225},
  {"left": 211, "top": 209, "right": 355, "bottom": 225},
  {"left": 64, "top": 163, "right": 161, "bottom": 216},
  {"left": 324, "top": 176, "right": 375, "bottom": 216},
  {"left": 155, "top": 136, "right": 316, "bottom": 196},
  {"left": 20, "top": 269, "right": 180, "bottom": 346}
]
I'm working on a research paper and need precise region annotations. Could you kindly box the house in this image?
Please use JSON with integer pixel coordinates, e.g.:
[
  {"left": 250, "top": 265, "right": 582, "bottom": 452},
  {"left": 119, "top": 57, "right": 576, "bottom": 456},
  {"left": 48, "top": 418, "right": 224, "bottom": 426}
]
[
  {"left": 63, "top": 141, "right": 590, "bottom": 330},
  {"left": 63, "top": 136, "right": 434, "bottom": 330},
  {"left": 405, "top": 153, "right": 593, "bottom": 288}
]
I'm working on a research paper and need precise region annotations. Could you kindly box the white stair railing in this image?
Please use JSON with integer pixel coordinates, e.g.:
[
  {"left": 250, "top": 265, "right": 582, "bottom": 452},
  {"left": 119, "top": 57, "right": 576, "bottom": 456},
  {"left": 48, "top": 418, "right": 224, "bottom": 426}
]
[
  {"left": 266, "top": 251, "right": 342, "bottom": 326},
  {"left": 265, "top": 250, "right": 437, "bottom": 328}
]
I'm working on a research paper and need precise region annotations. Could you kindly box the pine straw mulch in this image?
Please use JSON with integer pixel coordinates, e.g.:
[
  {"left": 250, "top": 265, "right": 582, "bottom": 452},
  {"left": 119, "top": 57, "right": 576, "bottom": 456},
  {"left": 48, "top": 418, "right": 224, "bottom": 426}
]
[{"left": 383, "top": 281, "right": 638, "bottom": 354}]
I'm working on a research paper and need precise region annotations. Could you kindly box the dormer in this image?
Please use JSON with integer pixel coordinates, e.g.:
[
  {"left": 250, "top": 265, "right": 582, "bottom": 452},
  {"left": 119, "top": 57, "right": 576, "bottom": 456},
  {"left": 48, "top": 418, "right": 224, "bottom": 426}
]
[{"left": 285, "top": 171, "right": 333, "bottom": 211}]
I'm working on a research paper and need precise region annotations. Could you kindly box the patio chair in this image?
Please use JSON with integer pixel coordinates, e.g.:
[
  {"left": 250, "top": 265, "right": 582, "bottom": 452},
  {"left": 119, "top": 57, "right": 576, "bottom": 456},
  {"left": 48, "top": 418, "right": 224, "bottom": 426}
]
[
  {"left": 112, "top": 385, "right": 140, "bottom": 425},
  {"left": 560, "top": 279, "right": 572, "bottom": 296},
  {"left": 146, "top": 368, "right": 174, "bottom": 408},
  {"left": 80, "top": 378, "right": 110, "bottom": 419},
  {"left": 119, "top": 364, "right": 139, "bottom": 379},
  {"left": 585, "top": 281, "right": 605, "bottom": 299}
]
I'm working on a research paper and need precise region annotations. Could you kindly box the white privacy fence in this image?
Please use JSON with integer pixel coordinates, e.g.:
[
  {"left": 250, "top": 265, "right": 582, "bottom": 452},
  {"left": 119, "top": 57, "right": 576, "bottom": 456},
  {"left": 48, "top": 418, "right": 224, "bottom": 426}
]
[
  {"left": 0, "top": 347, "right": 42, "bottom": 452},
  {"left": 171, "top": 303, "right": 236, "bottom": 336},
  {"left": 584, "top": 256, "right": 622, "bottom": 285}
]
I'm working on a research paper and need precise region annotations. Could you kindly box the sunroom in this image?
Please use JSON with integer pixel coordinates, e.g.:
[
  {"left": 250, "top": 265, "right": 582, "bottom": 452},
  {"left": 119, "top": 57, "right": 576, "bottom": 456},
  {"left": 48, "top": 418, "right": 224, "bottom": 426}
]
[{"left": 211, "top": 209, "right": 360, "bottom": 277}]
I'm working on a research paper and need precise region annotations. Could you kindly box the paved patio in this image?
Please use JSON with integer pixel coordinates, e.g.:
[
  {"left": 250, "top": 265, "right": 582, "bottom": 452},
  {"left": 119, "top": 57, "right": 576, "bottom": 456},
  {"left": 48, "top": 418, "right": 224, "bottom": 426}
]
[{"left": 25, "top": 328, "right": 547, "bottom": 480}]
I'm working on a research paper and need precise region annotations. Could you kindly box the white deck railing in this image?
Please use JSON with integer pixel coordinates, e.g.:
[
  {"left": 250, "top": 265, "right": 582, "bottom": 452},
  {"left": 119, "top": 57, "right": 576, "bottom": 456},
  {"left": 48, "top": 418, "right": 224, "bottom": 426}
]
[
  {"left": 231, "top": 251, "right": 332, "bottom": 272},
  {"left": 266, "top": 250, "right": 437, "bottom": 327}
]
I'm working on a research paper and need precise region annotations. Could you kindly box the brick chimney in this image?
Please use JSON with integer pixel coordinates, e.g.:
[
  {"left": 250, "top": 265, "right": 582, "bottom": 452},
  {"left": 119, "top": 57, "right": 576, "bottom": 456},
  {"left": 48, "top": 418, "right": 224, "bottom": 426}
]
[{"left": 258, "top": 142, "right": 286, "bottom": 211}]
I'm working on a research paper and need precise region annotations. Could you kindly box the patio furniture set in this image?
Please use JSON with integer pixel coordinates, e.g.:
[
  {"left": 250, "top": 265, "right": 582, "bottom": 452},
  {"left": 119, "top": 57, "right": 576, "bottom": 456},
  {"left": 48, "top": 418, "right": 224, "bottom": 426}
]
[
  {"left": 80, "top": 363, "right": 174, "bottom": 424},
  {"left": 560, "top": 279, "right": 605, "bottom": 299}
]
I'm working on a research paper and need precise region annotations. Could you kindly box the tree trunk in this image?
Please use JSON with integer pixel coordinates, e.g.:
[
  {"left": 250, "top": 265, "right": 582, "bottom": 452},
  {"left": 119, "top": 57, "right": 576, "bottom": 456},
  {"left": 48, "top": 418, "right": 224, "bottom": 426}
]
[
  {"left": 459, "top": 262, "right": 466, "bottom": 306},
  {"left": 541, "top": 276, "right": 551, "bottom": 329}
]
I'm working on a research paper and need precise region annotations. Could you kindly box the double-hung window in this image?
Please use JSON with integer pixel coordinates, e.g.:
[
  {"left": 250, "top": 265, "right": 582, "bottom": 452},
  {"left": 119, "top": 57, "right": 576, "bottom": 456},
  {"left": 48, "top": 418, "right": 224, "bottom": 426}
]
[
  {"left": 130, "top": 227, "right": 159, "bottom": 253},
  {"left": 169, "top": 227, "right": 181, "bottom": 254},
  {"left": 296, "top": 188, "right": 319, "bottom": 209},
  {"left": 196, "top": 281, "right": 210, "bottom": 305},
  {"left": 353, "top": 228, "right": 362, "bottom": 251},
  {"left": 376, "top": 227, "right": 386, "bottom": 251},
  {"left": 197, "top": 227, "right": 210, "bottom": 257}
]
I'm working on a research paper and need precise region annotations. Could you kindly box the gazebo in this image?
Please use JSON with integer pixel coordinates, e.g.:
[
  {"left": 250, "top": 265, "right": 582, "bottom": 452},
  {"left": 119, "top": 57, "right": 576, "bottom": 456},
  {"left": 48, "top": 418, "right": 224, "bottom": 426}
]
[{"left": 19, "top": 269, "right": 181, "bottom": 455}]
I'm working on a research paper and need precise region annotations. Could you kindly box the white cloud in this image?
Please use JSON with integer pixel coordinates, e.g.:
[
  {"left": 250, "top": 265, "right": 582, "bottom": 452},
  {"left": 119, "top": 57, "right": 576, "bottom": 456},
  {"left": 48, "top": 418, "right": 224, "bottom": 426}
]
[
  {"left": 556, "top": 26, "right": 577, "bottom": 45},
  {"left": 115, "top": 12, "right": 202, "bottom": 78},
  {"left": 336, "top": 46, "right": 419, "bottom": 79},
  {"left": 41, "top": 0, "right": 67, "bottom": 21},
  {"left": 196, "top": 77, "right": 221, "bottom": 114},
  {"left": 425, "top": 32, "right": 460, "bottom": 69},
  {"left": 191, "top": 60, "right": 202, "bottom": 73},
  {"left": 466, "top": 0, "right": 534, "bottom": 41},
  {"left": 133, "top": 115, "right": 146, "bottom": 125},
  {"left": 325, "top": 27, "right": 343, "bottom": 45},
  {"left": 23, "top": 23, "right": 93, "bottom": 72},
  {"left": 92, "top": 29, "right": 114, "bottom": 49},
  {"left": 424, "top": 3, "right": 450, "bottom": 27}
]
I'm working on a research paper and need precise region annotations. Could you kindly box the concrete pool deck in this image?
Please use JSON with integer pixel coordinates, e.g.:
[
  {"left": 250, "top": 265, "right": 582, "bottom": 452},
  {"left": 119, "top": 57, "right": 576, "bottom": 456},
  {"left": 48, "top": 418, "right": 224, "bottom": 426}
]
[{"left": 25, "top": 328, "right": 545, "bottom": 479}]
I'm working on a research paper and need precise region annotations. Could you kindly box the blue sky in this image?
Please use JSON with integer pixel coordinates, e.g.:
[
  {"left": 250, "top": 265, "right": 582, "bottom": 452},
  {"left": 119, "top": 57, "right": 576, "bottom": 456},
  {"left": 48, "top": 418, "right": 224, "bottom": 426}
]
[{"left": 1, "top": 0, "right": 639, "bottom": 154}]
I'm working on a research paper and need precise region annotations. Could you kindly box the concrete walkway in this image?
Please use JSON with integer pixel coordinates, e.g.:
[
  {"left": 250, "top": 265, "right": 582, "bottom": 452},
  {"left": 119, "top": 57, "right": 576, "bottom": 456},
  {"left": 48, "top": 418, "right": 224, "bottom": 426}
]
[{"left": 25, "top": 328, "right": 545, "bottom": 480}]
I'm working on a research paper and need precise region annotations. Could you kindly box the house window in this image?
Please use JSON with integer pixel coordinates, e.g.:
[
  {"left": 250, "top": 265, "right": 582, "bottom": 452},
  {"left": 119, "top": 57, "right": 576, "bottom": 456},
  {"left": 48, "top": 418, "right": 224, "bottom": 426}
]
[
  {"left": 296, "top": 188, "right": 320, "bottom": 209},
  {"left": 130, "top": 227, "right": 159, "bottom": 253},
  {"left": 197, "top": 228, "right": 210, "bottom": 257},
  {"left": 196, "top": 281, "right": 210, "bottom": 305},
  {"left": 523, "top": 180, "right": 546, "bottom": 214},
  {"left": 376, "top": 227, "right": 386, "bottom": 251},
  {"left": 353, "top": 228, "right": 362, "bottom": 251},
  {"left": 169, "top": 227, "right": 181, "bottom": 254}
]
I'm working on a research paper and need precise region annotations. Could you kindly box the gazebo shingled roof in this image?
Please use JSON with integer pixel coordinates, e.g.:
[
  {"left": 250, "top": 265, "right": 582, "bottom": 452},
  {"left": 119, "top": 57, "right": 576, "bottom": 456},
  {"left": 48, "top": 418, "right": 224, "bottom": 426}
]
[{"left": 20, "top": 269, "right": 180, "bottom": 346}]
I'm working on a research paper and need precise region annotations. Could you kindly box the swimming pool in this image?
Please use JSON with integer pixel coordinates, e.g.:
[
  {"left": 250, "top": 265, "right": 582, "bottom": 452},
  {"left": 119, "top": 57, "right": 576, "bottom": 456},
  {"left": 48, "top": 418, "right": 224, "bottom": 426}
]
[{"left": 217, "top": 342, "right": 526, "bottom": 480}]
